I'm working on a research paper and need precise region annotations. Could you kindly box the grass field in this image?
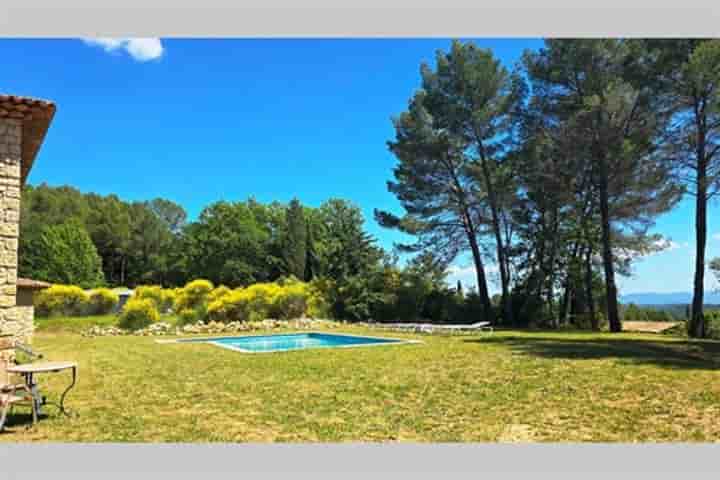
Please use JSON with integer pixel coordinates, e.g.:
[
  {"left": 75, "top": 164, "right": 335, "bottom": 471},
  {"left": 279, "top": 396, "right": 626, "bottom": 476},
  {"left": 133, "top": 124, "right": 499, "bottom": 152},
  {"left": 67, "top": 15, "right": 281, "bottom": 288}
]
[{"left": 2, "top": 323, "right": 720, "bottom": 442}]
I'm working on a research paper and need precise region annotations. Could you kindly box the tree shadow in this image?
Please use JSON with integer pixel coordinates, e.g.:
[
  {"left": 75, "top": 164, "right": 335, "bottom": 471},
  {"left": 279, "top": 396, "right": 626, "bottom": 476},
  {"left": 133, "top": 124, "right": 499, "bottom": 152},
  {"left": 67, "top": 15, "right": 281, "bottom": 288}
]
[{"left": 467, "top": 334, "right": 720, "bottom": 370}]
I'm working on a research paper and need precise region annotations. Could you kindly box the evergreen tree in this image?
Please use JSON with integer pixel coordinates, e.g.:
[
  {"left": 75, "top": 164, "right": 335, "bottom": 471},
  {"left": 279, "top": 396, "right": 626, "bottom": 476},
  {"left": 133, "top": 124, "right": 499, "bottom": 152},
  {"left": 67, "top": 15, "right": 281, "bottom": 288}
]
[
  {"left": 35, "top": 219, "right": 104, "bottom": 288},
  {"left": 377, "top": 41, "right": 525, "bottom": 324},
  {"left": 282, "top": 198, "right": 308, "bottom": 280},
  {"left": 646, "top": 40, "right": 720, "bottom": 338},
  {"left": 525, "top": 39, "right": 682, "bottom": 332}
]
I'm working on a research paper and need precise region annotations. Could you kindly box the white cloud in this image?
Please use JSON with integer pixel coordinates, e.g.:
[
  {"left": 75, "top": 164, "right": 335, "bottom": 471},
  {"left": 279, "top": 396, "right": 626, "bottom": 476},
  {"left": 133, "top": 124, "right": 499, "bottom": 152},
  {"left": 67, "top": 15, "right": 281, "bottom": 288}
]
[
  {"left": 652, "top": 238, "right": 681, "bottom": 252},
  {"left": 82, "top": 38, "right": 164, "bottom": 62},
  {"left": 447, "top": 264, "right": 498, "bottom": 276},
  {"left": 713, "top": 233, "right": 720, "bottom": 241}
]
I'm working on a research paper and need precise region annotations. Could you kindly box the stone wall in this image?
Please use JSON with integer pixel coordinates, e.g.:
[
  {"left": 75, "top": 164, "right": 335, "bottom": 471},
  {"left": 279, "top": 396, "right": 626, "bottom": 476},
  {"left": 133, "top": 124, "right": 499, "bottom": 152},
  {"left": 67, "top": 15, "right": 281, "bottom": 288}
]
[{"left": 0, "top": 117, "right": 24, "bottom": 359}]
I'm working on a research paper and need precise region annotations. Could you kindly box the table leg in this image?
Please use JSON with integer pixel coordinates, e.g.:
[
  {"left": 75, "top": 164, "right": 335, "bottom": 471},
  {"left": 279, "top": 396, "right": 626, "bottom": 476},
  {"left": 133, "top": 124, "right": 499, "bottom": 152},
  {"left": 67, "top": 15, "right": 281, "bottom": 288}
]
[
  {"left": 23, "top": 372, "right": 42, "bottom": 426},
  {"left": 57, "top": 367, "right": 77, "bottom": 417}
]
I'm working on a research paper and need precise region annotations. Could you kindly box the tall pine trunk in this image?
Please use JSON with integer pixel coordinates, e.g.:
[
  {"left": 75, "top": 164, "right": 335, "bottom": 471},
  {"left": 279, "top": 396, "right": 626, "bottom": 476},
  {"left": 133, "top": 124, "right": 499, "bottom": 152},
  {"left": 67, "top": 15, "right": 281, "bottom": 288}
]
[
  {"left": 477, "top": 152, "right": 513, "bottom": 325},
  {"left": 468, "top": 233, "right": 493, "bottom": 323},
  {"left": 598, "top": 162, "right": 621, "bottom": 332},
  {"left": 690, "top": 144, "right": 708, "bottom": 338},
  {"left": 584, "top": 244, "right": 598, "bottom": 331}
]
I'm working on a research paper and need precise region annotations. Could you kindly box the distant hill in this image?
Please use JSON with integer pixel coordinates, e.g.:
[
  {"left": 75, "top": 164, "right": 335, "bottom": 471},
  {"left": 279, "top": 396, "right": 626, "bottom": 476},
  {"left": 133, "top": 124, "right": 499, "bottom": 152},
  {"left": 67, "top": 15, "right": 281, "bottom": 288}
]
[{"left": 620, "top": 291, "right": 720, "bottom": 305}]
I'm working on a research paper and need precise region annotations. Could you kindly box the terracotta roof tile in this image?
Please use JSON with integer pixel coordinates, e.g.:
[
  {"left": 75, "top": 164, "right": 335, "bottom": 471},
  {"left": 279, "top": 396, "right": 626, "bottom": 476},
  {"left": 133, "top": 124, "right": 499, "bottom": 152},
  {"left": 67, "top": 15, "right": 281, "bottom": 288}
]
[
  {"left": 0, "top": 94, "right": 56, "bottom": 185},
  {"left": 16, "top": 278, "right": 52, "bottom": 290}
]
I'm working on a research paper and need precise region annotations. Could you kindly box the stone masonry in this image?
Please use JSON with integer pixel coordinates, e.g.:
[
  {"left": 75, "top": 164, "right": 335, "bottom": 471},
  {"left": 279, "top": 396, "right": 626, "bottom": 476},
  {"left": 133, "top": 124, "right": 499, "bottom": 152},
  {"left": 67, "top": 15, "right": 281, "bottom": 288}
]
[
  {"left": 0, "top": 118, "right": 22, "bottom": 369},
  {"left": 0, "top": 94, "right": 54, "bottom": 368},
  {"left": 0, "top": 118, "right": 23, "bottom": 349}
]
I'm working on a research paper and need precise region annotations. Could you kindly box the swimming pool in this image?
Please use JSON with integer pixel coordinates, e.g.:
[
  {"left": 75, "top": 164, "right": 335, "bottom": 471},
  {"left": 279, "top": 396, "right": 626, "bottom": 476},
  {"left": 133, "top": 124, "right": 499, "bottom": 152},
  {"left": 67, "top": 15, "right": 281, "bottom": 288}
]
[{"left": 175, "top": 332, "right": 415, "bottom": 353}]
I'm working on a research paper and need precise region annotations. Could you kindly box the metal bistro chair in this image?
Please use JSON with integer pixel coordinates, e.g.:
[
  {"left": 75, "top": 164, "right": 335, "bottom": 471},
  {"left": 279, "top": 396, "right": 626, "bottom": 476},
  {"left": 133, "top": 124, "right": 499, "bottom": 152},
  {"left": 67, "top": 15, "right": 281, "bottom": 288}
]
[{"left": 0, "top": 340, "right": 42, "bottom": 432}]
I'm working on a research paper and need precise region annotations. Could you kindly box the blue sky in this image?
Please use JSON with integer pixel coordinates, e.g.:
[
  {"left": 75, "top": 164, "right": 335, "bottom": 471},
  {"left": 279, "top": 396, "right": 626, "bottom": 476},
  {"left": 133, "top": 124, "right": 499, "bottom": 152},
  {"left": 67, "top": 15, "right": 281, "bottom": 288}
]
[{"left": 2, "top": 38, "right": 718, "bottom": 294}]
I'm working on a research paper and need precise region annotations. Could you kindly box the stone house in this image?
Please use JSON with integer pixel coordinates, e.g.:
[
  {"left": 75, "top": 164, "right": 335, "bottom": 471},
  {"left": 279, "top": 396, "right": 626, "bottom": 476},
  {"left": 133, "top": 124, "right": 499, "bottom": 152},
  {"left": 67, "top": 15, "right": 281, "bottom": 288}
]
[{"left": 0, "top": 94, "right": 56, "bottom": 361}]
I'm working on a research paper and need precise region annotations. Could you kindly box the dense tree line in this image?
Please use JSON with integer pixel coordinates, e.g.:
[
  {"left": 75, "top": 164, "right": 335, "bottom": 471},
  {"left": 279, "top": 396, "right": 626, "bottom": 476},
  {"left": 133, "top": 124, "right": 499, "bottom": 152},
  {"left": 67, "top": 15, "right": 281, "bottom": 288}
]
[
  {"left": 20, "top": 185, "right": 480, "bottom": 323},
  {"left": 19, "top": 185, "right": 378, "bottom": 289},
  {"left": 20, "top": 184, "right": 186, "bottom": 287},
  {"left": 380, "top": 39, "right": 720, "bottom": 336}
]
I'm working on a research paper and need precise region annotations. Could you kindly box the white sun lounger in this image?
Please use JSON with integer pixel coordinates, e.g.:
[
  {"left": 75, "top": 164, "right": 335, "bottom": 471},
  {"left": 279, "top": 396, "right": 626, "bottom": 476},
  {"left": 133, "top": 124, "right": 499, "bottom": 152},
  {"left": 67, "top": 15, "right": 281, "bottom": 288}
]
[
  {"left": 378, "top": 321, "right": 493, "bottom": 334},
  {"left": 417, "top": 321, "right": 493, "bottom": 334}
]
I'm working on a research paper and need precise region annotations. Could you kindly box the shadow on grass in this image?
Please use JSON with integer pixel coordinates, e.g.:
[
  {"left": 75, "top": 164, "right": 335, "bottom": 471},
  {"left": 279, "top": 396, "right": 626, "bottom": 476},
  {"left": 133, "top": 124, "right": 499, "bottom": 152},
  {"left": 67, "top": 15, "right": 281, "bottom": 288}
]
[
  {"left": 0, "top": 411, "right": 37, "bottom": 433},
  {"left": 467, "top": 334, "right": 720, "bottom": 370}
]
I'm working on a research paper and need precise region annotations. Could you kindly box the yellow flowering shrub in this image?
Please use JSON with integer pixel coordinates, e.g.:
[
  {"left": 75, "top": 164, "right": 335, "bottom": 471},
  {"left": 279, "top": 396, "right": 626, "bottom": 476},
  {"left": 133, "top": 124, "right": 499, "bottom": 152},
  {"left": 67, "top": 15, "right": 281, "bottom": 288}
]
[
  {"left": 207, "top": 288, "right": 251, "bottom": 323},
  {"left": 273, "top": 281, "right": 310, "bottom": 319},
  {"left": 35, "top": 284, "right": 90, "bottom": 317},
  {"left": 88, "top": 288, "right": 119, "bottom": 315},
  {"left": 175, "top": 279, "right": 214, "bottom": 311},
  {"left": 206, "top": 280, "right": 319, "bottom": 323},
  {"left": 208, "top": 285, "right": 231, "bottom": 304},
  {"left": 118, "top": 298, "right": 159, "bottom": 330},
  {"left": 134, "top": 285, "right": 163, "bottom": 305},
  {"left": 134, "top": 285, "right": 176, "bottom": 313},
  {"left": 174, "top": 279, "right": 214, "bottom": 324},
  {"left": 159, "top": 288, "right": 177, "bottom": 312}
]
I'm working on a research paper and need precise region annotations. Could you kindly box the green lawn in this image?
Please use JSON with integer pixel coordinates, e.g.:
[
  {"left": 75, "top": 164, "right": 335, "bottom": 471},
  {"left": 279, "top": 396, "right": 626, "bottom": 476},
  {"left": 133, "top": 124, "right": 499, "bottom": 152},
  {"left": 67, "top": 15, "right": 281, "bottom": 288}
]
[
  {"left": 2, "top": 324, "right": 720, "bottom": 442},
  {"left": 33, "top": 314, "right": 179, "bottom": 333}
]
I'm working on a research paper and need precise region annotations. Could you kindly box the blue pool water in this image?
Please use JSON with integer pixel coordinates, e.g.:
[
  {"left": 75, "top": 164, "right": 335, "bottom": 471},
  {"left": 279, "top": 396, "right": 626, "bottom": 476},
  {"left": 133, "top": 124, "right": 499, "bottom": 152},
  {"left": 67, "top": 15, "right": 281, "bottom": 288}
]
[{"left": 181, "top": 332, "right": 408, "bottom": 353}]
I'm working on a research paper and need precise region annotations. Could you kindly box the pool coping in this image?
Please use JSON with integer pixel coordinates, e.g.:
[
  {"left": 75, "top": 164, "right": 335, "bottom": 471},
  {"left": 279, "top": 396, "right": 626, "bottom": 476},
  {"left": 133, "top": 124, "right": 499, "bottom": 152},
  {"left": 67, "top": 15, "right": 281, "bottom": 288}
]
[{"left": 155, "top": 331, "right": 423, "bottom": 354}]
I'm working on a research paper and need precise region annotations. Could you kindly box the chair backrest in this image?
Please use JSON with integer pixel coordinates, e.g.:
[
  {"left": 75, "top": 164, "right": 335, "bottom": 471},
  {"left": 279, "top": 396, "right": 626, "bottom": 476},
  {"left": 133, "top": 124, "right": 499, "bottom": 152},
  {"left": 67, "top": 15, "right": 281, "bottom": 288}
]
[
  {"left": 14, "top": 342, "right": 42, "bottom": 360},
  {"left": 0, "top": 352, "right": 11, "bottom": 387},
  {"left": 0, "top": 336, "right": 17, "bottom": 386}
]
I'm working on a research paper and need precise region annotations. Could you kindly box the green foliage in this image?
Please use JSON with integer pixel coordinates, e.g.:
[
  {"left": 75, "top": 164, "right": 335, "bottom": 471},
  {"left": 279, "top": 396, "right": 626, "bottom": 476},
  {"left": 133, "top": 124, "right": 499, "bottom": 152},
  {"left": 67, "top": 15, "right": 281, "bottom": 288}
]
[
  {"left": 118, "top": 298, "right": 160, "bottom": 330},
  {"left": 176, "top": 279, "right": 213, "bottom": 308},
  {"left": 207, "top": 285, "right": 231, "bottom": 304},
  {"left": 703, "top": 310, "right": 720, "bottom": 340},
  {"left": 87, "top": 288, "right": 119, "bottom": 315},
  {"left": 318, "top": 199, "right": 384, "bottom": 280},
  {"left": 377, "top": 40, "right": 527, "bottom": 323},
  {"left": 178, "top": 307, "right": 203, "bottom": 326},
  {"left": 711, "top": 258, "right": 720, "bottom": 284},
  {"left": 19, "top": 184, "right": 187, "bottom": 288},
  {"left": 422, "top": 289, "right": 464, "bottom": 324},
  {"left": 19, "top": 186, "right": 389, "bottom": 302},
  {"left": 133, "top": 285, "right": 163, "bottom": 306},
  {"left": 181, "top": 201, "right": 273, "bottom": 286},
  {"left": 272, "top": 280, "right": 310, "bottom": 320},
  {"left": 33, "top": 219, "right": 104, "bottom": 288},
  {"left": 174, "top": 279, "right": 213, "bottom": 323},
  {"left": 133, "top": 285, "right": 176, "bottom": 313},
  {"left": 281, "top": 198, "right": 307, "bottom": 280},
  {"left": 159, "top": 288, "right": 178, "bottom": 312},
  {"left": 307, "top": 278, "right": 332, "bottom": 319},
  {"left": 35, "top": 285, "right": 90, "bottom": 317},
  {"left": 206, "top": 280, "right": 314, "bottom": 323}
]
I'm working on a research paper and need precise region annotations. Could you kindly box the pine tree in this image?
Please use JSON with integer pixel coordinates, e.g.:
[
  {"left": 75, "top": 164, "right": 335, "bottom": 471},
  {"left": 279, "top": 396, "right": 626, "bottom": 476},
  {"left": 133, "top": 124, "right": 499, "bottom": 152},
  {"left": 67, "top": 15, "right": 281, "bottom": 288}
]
[
  {"left": 524, "top": 39, "right": 682, "bottom": 332},
  {"left": 646, "top": 40, "right": 720, "bottom": 338},
  {"left": 377, "top": 41, "right": 525, "bottom": 324}
]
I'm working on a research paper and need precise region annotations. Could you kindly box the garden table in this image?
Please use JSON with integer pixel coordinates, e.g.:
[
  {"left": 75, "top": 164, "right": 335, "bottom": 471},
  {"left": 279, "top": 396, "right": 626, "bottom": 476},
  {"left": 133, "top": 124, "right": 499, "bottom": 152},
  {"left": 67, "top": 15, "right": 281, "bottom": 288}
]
[{"left": 7, "top": 361, "right": 78, "bottom": 421}]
